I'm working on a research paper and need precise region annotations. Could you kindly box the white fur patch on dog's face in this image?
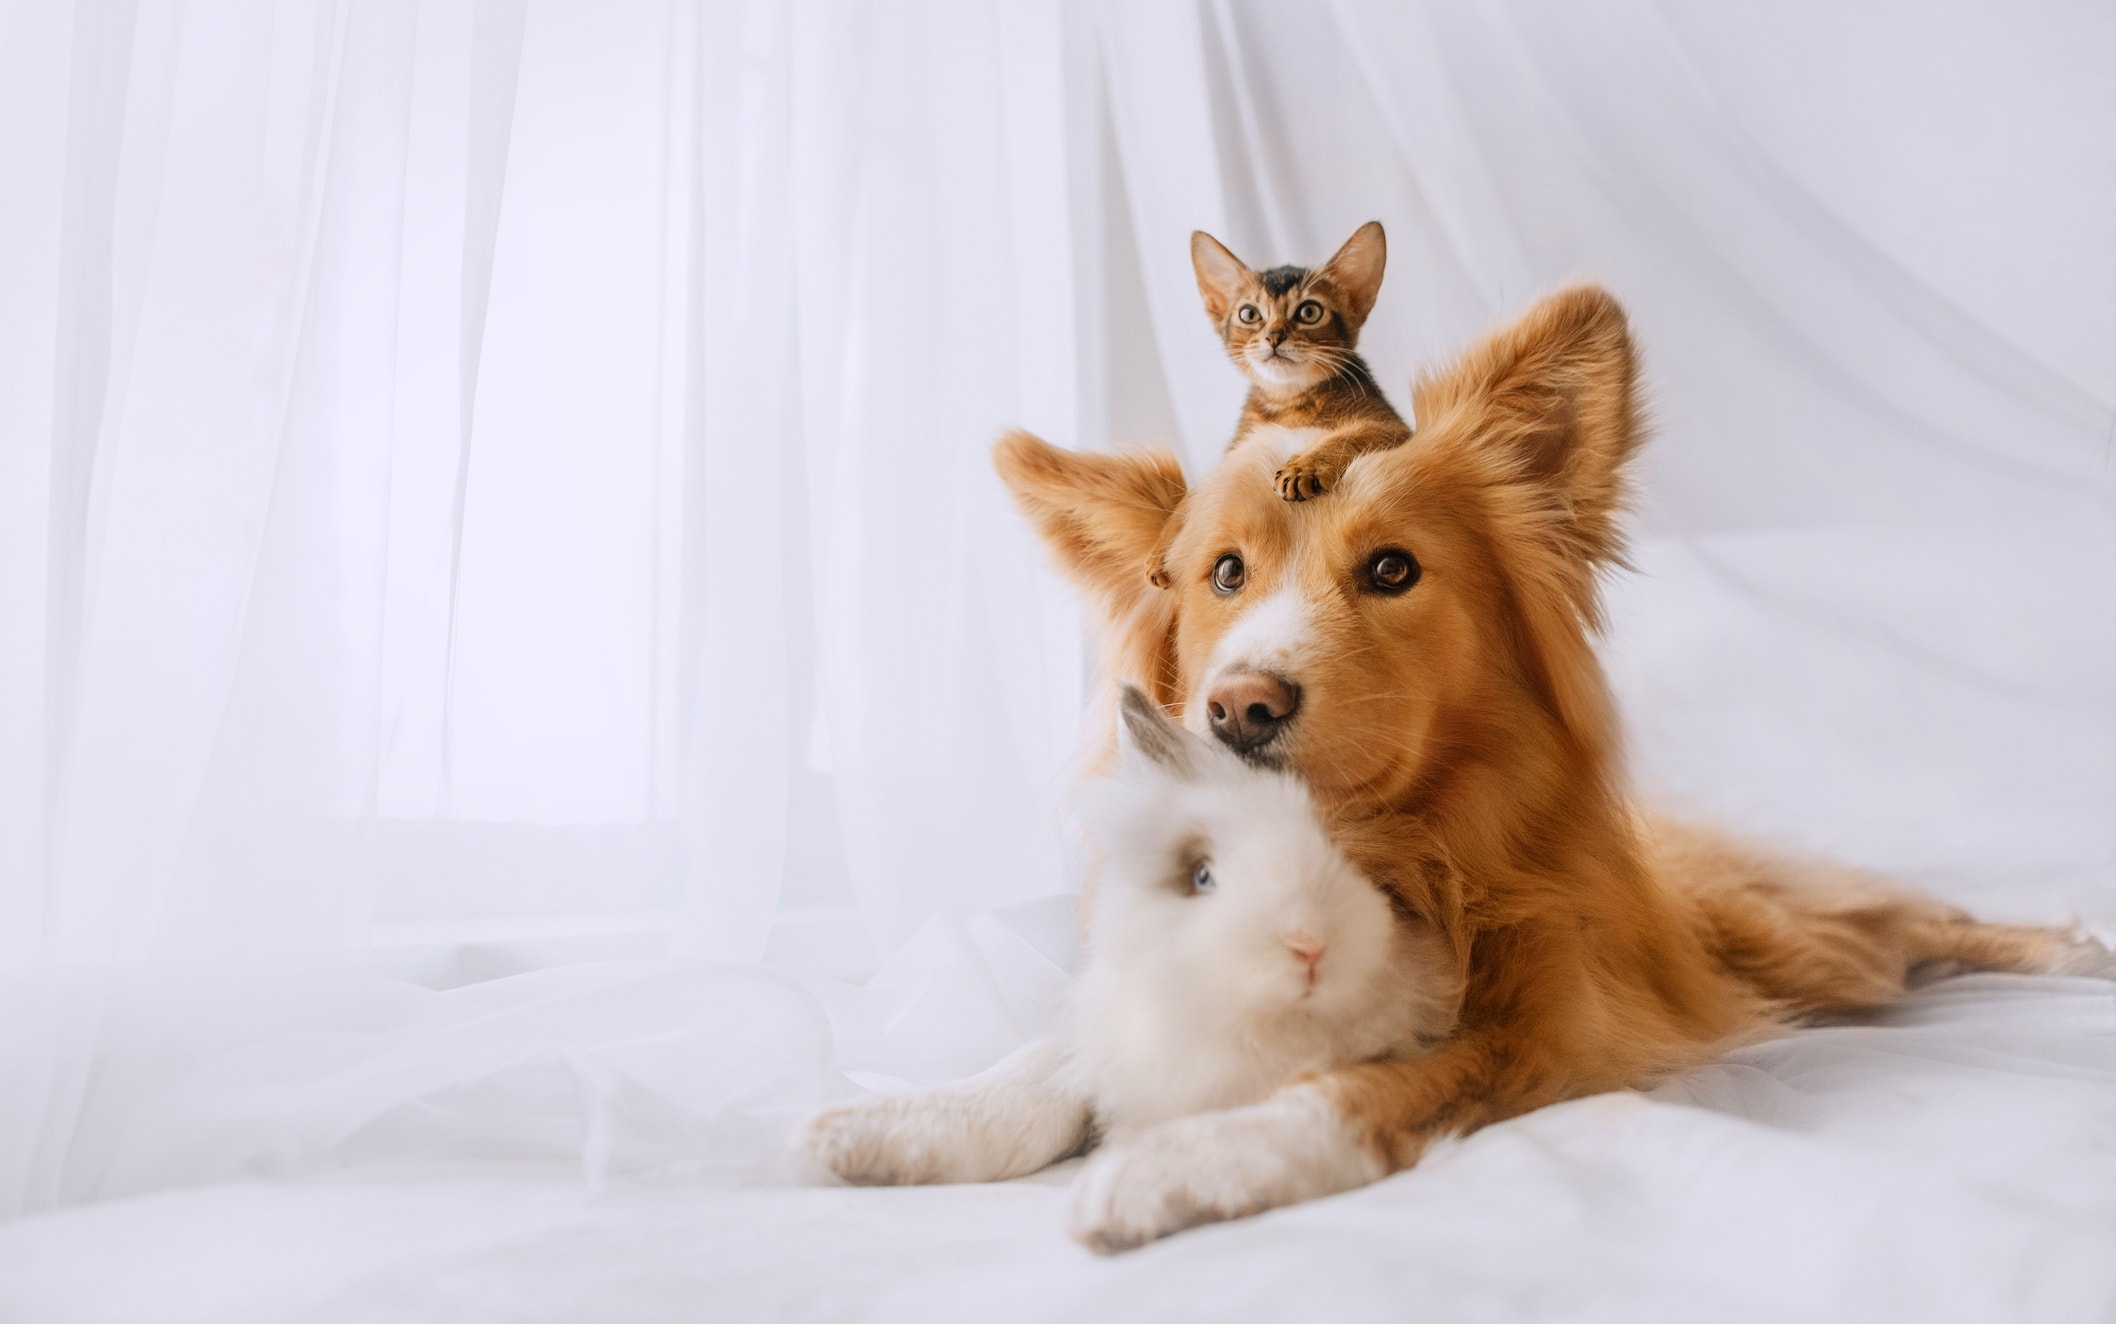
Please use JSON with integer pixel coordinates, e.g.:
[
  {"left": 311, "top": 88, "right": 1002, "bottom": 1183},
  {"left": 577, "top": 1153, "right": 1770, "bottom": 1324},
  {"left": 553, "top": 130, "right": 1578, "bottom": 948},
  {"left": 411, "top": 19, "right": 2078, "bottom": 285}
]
[{"left": 1197, "top": 585, "right": 1313, "bottom": 714}]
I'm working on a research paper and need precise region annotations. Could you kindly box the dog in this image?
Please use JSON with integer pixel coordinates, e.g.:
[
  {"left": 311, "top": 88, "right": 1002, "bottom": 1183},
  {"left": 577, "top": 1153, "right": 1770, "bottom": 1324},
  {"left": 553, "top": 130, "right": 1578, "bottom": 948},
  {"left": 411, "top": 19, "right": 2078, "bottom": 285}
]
[{"left": 807, "top": 287, "right": 2109, "bottom": 1251}]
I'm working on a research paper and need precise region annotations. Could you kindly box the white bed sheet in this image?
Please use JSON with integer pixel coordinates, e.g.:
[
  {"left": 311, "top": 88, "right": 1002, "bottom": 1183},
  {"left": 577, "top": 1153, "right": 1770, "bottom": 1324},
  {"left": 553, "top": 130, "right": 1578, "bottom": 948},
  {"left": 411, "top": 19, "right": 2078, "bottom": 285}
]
[{"left": 3, "top": 975, "right": 2114, "bottom": 1324}]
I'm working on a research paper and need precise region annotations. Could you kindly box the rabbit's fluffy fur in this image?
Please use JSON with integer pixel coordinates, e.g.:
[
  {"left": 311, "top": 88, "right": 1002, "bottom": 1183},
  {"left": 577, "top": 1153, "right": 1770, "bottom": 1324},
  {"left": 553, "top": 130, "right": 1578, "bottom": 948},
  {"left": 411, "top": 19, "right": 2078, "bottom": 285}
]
[
  {"left": 1066, "top": 688, "right": 1460, "bottom": 1138},
  {"left": 803, "top": 286, "right": 2111, "bottom": 1253}
]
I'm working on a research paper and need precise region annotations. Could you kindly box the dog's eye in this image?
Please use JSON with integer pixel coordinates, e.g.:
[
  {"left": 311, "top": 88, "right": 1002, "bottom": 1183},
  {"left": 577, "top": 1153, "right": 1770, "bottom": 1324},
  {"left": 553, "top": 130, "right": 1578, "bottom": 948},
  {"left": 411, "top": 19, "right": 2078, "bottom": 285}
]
[
  {"left": 1236, "top": 304, "right": 1261, "bottom": 325},
  {"left": 1211, "top": 553, "right": 1246, "bottom": 595},
  {"left": 1190, "top": 860, "right": 1215, "bottom": 894},
  {"left": 1366, "top": 549, "right": 1420, "bottom": 594},
  {"left": 1295, "top": 300, "right": 1325, "bottom": 325}
]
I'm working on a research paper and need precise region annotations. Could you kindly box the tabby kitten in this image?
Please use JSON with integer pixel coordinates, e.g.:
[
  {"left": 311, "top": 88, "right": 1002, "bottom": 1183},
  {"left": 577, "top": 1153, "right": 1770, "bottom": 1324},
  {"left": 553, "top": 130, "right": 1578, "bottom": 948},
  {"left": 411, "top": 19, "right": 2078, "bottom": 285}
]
[{"left": 1190, "top": 221, "right": 1409, "bottom": 502}]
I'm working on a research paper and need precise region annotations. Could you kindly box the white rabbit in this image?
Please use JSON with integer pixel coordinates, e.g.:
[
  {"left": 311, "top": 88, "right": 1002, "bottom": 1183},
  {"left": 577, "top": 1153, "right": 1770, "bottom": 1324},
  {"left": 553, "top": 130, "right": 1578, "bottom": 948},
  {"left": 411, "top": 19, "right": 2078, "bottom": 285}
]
[
  {"left": 799, "top": 686, "right": 1462, "bottom": 1249},
  {"left": 1062, "top": 685, "right": 1461, "bottom": 1139}
]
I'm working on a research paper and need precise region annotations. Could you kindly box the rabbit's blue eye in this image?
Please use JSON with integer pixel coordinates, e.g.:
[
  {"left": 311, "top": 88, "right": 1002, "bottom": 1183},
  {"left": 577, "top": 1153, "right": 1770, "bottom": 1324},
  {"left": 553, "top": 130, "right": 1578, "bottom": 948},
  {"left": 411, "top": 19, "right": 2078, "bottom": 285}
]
[{"left": 1190, "top": 861, "right": 1215, "bottom": 894}]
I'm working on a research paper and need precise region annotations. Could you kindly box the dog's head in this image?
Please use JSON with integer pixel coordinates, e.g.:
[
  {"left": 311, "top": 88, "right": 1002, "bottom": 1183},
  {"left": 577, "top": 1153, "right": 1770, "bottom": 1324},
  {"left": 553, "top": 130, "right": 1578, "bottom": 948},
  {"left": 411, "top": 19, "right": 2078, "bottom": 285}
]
[{"left": 996, "top": 287, "right": 1642, "bottom": 814}]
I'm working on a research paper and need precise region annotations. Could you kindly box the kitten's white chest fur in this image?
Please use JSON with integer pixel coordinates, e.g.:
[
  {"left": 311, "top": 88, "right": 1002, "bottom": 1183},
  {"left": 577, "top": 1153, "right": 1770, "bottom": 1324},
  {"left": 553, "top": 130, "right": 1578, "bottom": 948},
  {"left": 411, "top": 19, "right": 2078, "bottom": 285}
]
[{"left": 1240, "top": 422, "right": 1325, "bottom": 463}]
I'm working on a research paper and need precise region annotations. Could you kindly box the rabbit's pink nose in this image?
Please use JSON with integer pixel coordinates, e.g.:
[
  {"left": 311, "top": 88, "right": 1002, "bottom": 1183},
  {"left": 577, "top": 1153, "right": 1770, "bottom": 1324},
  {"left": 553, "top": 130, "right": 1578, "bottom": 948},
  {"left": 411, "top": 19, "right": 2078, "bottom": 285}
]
[{"left": 1287, "top": 939, "right": 1325, "bottom": 987}]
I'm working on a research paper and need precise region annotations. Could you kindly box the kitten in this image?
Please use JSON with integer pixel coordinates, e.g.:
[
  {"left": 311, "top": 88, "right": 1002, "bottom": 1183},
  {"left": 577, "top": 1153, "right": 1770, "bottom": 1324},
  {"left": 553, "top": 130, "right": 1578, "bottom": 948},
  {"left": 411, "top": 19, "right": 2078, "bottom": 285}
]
[{"left": 1190, "top": 221, "right": 1411, "bottom": 504}]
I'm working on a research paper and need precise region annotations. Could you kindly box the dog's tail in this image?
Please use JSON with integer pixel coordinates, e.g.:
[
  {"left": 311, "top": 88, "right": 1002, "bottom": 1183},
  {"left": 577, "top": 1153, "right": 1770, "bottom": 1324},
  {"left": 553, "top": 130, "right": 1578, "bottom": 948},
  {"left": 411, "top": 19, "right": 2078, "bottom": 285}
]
[
  {"left": 1902, "top": 910, "right": 2116, "bottom": 980},
  {"left": 1645, "top": 814, "right": 2114, "bottom": 1021}
]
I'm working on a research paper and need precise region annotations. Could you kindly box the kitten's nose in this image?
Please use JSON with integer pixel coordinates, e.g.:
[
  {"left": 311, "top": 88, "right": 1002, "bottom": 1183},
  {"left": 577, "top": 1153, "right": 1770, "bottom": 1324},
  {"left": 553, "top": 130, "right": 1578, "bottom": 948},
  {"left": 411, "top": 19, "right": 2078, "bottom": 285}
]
[
  {"left": 1205, "top": 670, "right": 1300, "bottom": 754},
  {"left": 1266, "top": 326, "right": 1288, "bottom": 347}
]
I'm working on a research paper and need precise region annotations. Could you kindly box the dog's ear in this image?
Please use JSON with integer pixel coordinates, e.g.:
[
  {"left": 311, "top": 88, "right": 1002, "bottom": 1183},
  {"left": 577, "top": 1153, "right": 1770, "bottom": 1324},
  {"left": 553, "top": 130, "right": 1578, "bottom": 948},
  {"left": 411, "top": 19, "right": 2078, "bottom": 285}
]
[
  {"left": 993, "top": 430, "right": 1188, "bottom": 611},
  {"left": 1315, "top": 221, "right": 1386, "bottom": 331},
  {"left": 1410, "top": 285, "right": 1641, "bottom": 566},
  {"left": 1190, "top": 231, "right": 1252, "bottom": 323}
]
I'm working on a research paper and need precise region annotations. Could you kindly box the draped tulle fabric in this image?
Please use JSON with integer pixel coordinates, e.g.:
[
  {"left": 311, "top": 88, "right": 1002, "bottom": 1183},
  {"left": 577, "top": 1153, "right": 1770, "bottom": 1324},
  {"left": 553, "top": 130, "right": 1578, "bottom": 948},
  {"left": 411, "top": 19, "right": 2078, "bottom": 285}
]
[{"left": 0, "top": 0, "right": 2110, "bottom": 1246}]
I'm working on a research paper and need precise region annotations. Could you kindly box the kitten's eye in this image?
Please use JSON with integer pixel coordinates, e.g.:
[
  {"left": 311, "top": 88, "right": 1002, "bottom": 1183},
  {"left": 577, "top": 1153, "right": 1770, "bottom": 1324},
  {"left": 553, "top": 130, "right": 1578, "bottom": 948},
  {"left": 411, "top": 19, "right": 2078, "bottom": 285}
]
[
  {"left": 1211, "top": 553, "right": 1246, "bottom": 595},
  {"left": 1295, "top": 300, "right": 1325, "bottom": 325},
  {"left": 1236, "top": 304, "right": 1261, "bottom": 325},
  {"left": 1366, "top": 548, "right": 1420, "bottom": 594},
  {"left": 1190, "top": 860, "right": 1215, "bottom": 894}
]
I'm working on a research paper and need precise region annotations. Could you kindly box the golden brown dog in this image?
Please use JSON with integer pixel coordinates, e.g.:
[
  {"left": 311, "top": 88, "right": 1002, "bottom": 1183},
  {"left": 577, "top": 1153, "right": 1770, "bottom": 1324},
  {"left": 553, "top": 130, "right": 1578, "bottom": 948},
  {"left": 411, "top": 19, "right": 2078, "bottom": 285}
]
[
  {"left": 994, "top": 285, "right": 2104, "bottom": 1185},
  {"left": 802, "top": 287, "right": 2106, "bottom": 1252}
]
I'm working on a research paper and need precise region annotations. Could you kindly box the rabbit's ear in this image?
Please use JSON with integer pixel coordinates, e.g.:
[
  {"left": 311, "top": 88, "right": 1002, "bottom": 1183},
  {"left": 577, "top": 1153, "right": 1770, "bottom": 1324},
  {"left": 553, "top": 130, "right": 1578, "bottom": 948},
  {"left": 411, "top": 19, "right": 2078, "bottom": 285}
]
[{"left": 1117, "top": 685, "right": 1202, "bottom": 780}]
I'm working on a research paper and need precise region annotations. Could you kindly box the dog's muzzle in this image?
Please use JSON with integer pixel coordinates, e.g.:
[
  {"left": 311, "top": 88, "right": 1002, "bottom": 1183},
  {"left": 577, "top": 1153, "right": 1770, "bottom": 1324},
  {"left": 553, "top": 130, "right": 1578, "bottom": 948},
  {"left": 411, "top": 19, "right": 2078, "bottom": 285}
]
[{"left": 1204, "top": 670, "right": 1301, "bottom": 757}]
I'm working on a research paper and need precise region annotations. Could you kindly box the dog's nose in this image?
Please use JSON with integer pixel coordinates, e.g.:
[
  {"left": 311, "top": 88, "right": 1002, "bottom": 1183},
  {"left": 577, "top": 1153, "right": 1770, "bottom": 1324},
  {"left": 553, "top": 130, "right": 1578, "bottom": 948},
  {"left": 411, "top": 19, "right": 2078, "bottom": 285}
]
[{"left": 1204, "top": 671, "right": 1300, "bottom": 753}]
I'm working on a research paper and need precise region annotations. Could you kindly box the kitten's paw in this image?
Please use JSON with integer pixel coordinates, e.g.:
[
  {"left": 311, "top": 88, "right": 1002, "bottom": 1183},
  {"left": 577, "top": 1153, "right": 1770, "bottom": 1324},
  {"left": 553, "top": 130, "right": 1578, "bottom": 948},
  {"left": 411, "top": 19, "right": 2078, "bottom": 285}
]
[
  {"left": 1273, "top": 457, "right": 1335, "bottom": 502},
  {"left": 1067, "top": 1087, "right": 1380, "bottom": 1253}
]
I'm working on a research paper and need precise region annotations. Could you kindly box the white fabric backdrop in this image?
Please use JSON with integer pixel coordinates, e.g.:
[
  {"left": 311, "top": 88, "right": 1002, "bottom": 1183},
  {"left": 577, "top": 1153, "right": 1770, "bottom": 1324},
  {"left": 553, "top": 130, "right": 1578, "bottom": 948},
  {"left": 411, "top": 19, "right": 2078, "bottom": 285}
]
[
  {"left": 1, "top": 4, "right": 2112, "bottom": 1300},
  {"left": 1, "top": 0, "right": 1097, "bottom": 1215}
]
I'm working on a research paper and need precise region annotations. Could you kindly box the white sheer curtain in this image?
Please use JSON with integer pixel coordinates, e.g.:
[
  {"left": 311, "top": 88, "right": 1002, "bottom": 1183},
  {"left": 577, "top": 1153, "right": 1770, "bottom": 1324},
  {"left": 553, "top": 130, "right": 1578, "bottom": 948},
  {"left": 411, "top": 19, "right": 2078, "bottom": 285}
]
[
  {"left": 1, "top": 0, "right": 1093, "bottom": 1215},
  {"left": 1, "top": 0, "right": 2110, "bottom": 1218}
]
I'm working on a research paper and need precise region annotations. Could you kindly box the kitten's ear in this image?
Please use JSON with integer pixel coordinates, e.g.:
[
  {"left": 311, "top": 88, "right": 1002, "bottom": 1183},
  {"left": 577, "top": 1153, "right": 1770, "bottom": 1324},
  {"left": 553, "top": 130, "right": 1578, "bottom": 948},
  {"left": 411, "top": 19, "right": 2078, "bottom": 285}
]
[
  {"left": 1409, "top": 285, "right": 1641, "bottom": 567},
  {"left": 1190, "top": 231, "right": 1253, "bottom": 322},
  {"left": 1317, "top": 221, "right": 1386, "bottom": 329},
  {"left": 993, "top": 428, "right": 1187, "bottom": 608},
  {"left": 1116, "top": 685, "right": 1201, "bottom": 780}
]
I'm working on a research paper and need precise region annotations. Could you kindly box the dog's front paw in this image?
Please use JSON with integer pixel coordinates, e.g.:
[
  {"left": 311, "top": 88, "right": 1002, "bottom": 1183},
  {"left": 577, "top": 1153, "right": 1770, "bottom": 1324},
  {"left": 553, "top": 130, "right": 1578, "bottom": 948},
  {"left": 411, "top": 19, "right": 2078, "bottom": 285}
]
[
  {"left": 1273, "top": 456, "right": 1334, "bottom": 502},
  {"left": 1067, "top": 1087, "right": 1381, "bottom": 1253}
]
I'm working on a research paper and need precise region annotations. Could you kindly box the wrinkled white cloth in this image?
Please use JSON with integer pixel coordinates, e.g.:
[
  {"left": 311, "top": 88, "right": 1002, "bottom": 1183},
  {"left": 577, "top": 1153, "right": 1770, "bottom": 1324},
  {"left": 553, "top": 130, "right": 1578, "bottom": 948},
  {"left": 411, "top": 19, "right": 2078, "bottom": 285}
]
[{"left": 2, "top": 974, "right": 2112, "bottom": 1324}]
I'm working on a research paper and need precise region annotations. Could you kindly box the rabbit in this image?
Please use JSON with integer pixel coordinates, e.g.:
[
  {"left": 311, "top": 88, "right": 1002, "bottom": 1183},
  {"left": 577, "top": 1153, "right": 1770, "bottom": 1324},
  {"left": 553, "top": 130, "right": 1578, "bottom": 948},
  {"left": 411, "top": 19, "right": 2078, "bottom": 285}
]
[
  {"left": 799, "top": 686, "right": 1464, "bottom": 1250},
  {"left": 1063, "top": 685, "right": 1462, "bottom": 1139}
]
